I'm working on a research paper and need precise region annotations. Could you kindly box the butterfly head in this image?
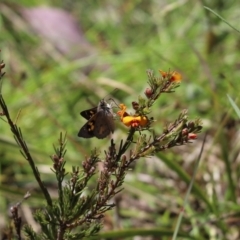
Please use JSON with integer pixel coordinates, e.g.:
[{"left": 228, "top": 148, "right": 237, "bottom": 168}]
[{"left": 97, "top": 99, "right": 113, "bottom": 114}]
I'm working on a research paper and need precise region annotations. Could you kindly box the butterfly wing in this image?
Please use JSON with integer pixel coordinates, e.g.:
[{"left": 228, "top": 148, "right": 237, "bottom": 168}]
[
  {"left": 78, "top": 114, "right": 97, "bottom": 138},
  {"left": 80, "top": 107, "right": 97, "bottom": 120},
  {"left": 93, "top": 111, "right": 115, "bottom": 139}
]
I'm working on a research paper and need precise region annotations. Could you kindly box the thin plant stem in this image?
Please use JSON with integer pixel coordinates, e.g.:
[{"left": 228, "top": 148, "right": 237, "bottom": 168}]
[
  {"left": 172, "top": 133, "right": 207, "bottom": 240},
  {"left": 0, "top": 94, "right": 53, "bottom": 207},
  {"left": 204, "top": 6, "right": 240, "bottom": 33}
]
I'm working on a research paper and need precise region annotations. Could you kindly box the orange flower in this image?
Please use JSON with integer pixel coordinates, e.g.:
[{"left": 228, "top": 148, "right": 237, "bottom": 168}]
[
  {"left": 159, "top": 70, "right": 168, "bottom": 78},
  {"left": 117, "top": 103, "right": 129, "bottom": 119},
  {"left": 159, "top": 70, "right": 182, "bottom": 83},
  {"left": 170, "top": 71, "right": 182, "bottom": 82},
  {"left": 121, "top": 115, "right": 148, "bottom": 128},
  {"left": 117, "top": 104, "right": 149, "bottom": 128}
]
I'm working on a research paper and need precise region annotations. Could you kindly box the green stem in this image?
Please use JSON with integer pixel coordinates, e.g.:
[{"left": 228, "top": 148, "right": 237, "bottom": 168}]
[{"left": 0, "top": 95, "right": 53, "bottom": 207}]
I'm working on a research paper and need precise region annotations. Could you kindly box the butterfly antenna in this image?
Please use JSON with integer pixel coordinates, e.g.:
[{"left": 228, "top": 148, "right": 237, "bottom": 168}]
[
  {"left": 109, "top": 98, "right": 120, "bottom": 109},
  {"left": 85, "top": 97, "right": 96, "bottom": 107},
  {"left": 104, "top": 88, "right": 119, "bottom": 100}
]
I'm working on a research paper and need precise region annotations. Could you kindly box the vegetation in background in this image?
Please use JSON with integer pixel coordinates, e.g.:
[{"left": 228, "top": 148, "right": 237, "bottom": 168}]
[
  {"left": 1, "top": 59, "right": 202, "bottom": 239},
  {"left": 0, "top": 0, "right": 240, "bottom": 239}
]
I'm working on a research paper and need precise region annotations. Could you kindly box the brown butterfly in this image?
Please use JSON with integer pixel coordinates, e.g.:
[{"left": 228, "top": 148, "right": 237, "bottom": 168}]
[{"left": 78, "top": 99, "right": 115, "bottom": 139}]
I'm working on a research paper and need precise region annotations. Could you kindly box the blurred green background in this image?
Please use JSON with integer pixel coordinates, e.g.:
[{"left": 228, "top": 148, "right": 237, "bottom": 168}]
[{"left": 1, "top": 0, "right": 240, "bottom": 239}]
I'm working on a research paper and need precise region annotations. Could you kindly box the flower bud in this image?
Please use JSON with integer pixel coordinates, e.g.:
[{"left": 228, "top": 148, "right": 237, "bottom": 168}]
[
  {"left": 144, "top": 88, "right": 153, "bottom": 98},
  {"left": 132, "top": 101, "right": 139, "bottom": 110},
  {"left": 188, "top": 133, "right": 197, "bottom": 139}
]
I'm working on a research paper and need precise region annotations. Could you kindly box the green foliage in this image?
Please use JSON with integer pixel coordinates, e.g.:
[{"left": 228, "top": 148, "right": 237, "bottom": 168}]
[
  {"left": 1, "top": 0, "right": 240, "bottom": 239},
  {"left": 1, "top": 53, "right": 202, "bottom": 239}
]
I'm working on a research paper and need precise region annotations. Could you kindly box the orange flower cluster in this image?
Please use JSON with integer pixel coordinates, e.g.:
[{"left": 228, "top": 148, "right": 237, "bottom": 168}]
[
  {"left": 117, "top": 104, "right": 148, "bottom": 128},
  {"left": 159, "top": 70, "right": 182, "bottom": 83}
]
